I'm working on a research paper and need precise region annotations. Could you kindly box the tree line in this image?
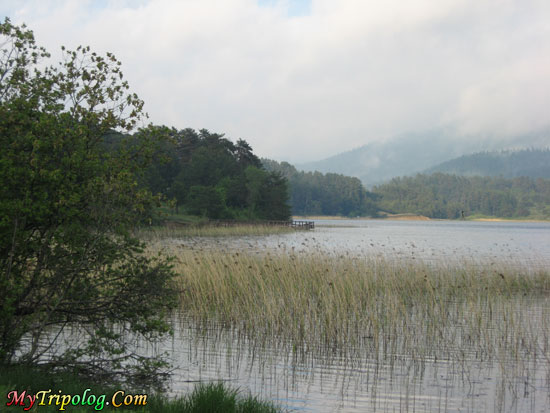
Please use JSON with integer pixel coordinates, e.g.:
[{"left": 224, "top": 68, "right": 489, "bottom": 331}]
[
  {"left": 262, "top": 159, "right": 378, "bottom": 217},
  {"left": 425, "top": 148, "right": 550, "bottom": 179},
  {"left": 262, "top": 158, "right": 550, "bottom": 220},
  {"left": 373, "top": 173, "right": 550, "bottom": 219},
  {"left": 136, "top": 127, "right": 290, "bottom": 221}
]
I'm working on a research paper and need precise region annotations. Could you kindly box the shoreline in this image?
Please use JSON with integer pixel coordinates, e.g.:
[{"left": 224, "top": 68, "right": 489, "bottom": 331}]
[
  {"left": 293, "top": 214, "right": 431, "bottom": 221},
  {"left": 469, "top": 217, "right": 550, "bottom": 223},
  {"left": 294, "top": 215, "right": 549, "bottom": 223}
]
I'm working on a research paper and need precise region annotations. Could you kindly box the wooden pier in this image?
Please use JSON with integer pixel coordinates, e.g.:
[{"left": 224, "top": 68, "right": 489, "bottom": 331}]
[
  {"left": 290, "top": 220, "right": 315, "bottom": 230},
  {"left": 203, "top": 219, "right": 315, "bottom": 230}
]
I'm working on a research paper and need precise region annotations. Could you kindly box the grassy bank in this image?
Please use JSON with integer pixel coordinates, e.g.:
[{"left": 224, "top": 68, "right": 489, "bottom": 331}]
[
  {"left": 158, "top": 244, "right": 550, "bottom": 369},
  {"left": 1, "top": 365, "right": 279, "bottom": 412}
]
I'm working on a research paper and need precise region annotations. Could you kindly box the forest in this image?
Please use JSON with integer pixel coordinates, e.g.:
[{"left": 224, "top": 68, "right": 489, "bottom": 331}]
[
  {"left": 135, "top": 127, "right": 291, "bottom": 221},
  {"left": 373, "top": 173, "right": 550, "bottom": 219},
  {"left": 139, "top": 141, "right": 550, "bottom": 221},
  {"left": 425, "top": 148, "right": 550, "bottom": 178},
  {"left": 263, "top": 159, "right": 378, "bottom": 217}
]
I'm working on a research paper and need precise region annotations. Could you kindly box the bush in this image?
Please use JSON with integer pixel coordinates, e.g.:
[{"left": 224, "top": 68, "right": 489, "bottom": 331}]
[{"left": 0, "top": 18, "right": 176, "bottom": 383}]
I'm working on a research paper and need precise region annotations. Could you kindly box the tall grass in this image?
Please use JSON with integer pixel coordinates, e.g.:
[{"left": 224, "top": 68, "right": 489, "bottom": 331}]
[
  {"left": 148, "top": 383, "right": 279, "bottom": 413},
  {"left": 156, "top": 243, "right": 550, "bottom": 370},
  {"left": 1, "top": 365, "right": 280, "bottom": 412},
  {"left": 136, "top": 224, "right": 294, "bottom": 239}
]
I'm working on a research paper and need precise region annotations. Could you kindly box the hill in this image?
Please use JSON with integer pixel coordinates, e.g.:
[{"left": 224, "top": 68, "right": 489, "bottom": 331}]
[
  {"left": 372, "top": 173, "right": 550, "bottom": 220},
  {"left": 297, "top": 128, "right": 550, "bottom": 187},
  {"left": 424, "top": 148, "right": 550, "bottom": 179}
]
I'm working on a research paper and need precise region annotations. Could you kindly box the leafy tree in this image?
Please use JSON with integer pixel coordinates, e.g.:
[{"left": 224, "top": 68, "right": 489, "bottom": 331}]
[
  {"left": 139, "top": 127, "right": 183, "bottom": 196},
  {"left": 140, "top": 128, "right": 291, "bottom": 220},
  {"left": 244, "top": 166, "right": 267, "bottom": 215},
  {"left": 0, "top": 19, "right": 176, "bottom": 383},
  {"left": 256, "top": 172, "right": 291, "bottom": 220},
  {"left": 218, "top": 176, "right": 248, "bottom": 209},
  {"left": 185, "top": 146, "right": 239, "bottom": 187},
  {"left": 234, "top": 139, "right": 262, "bottom": 168},
  {"left": 186, "top": 186, "right": 226, "bottom": 218}
]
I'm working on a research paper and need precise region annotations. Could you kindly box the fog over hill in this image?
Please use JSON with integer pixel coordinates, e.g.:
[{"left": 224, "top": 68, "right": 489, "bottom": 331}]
[
  {"left": 425, "top": 148, "right": 550, "bottom": 179},
  {"left": 297, "top": 128, "right": 550, "bottom": 187}
]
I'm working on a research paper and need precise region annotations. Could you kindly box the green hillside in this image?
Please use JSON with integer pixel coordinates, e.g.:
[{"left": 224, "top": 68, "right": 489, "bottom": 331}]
[
  {"left": 373, "top": 173, "right": 550, "bottom": 220},
  {"left": 425, "top": 148, "right": 550, "bottom": 178}
]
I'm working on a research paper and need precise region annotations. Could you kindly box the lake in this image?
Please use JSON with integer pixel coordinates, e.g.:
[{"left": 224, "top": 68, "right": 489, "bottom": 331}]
[
  {"left": 158, "top": 219, "right": 550, "bottom": 412},
  {"left": 174, "top": 219, "right": 550, "bottom": 268}
]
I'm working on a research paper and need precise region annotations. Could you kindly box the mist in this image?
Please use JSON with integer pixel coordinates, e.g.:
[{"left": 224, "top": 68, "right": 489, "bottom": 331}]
[{"left": 2, "top": 0, "right": 549, "bottom": 162}]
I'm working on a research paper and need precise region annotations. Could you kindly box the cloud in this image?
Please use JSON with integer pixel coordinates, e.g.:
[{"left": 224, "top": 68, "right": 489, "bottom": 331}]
[
  {"left": 452, "top": 55, "right": 550, "bottom": 138},
  {"left": 2, "top": 0, "right": 549, "bottom": 162}
]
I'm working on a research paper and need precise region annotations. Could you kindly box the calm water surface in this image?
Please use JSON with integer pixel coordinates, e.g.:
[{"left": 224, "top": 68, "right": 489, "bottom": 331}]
[
  {"left": 162, "top": 219, "right": 550, "bottom": 412},
  {"left": 177, "top": 219, "right": 550, "bottom": 268}
]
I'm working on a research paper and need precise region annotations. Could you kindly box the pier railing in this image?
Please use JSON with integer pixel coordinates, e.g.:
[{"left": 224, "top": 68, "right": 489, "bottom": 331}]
[{"left": 200, "top": 219, "right": 315, "bottom": 230}]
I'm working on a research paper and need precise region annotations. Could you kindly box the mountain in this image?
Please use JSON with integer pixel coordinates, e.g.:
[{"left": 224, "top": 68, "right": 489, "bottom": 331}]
[
  {"left": 297, "top": 128, "right": 550, "bottom": 187},
  {"left": 424, "top": 148, "right": 550, "bottom": 179}
]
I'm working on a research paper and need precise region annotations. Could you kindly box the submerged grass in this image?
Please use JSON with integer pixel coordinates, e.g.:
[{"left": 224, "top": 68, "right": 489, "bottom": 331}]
[{"left": 155, "top": 242, "right": 550, "bottom": 369}]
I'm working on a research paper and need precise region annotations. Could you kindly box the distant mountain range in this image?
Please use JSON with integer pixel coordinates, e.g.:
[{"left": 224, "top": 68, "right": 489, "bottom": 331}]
[{"left": 296, "top": 128, "right": 550, "bottom": 186}]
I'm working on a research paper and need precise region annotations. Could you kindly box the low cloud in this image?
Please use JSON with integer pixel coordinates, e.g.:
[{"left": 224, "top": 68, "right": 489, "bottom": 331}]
[{"left": 2, "top": 0, "right": 549, "bottom": 162}]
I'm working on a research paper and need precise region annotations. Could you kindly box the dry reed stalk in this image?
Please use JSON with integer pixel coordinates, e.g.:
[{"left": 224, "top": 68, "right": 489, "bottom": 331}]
[
  {"left": 136, "top": 225, "right": 294, "bottom": 239},
  {"left": 140, "top": 237, "right": 550, "bottom": 381}
]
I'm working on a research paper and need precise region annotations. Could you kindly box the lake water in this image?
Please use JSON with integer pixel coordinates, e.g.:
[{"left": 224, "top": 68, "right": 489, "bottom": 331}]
[
  {"left": 159, "top": 219, "right": 550, "bottom": 412},
  {"left": 162, "top": 309, "right": 550, "bottom": 413},
  {"left": 24, "top": 219, "right": 550, "bottom": 411},
  {"left": 176, "top": 219, "right": 550, "bottom": 268}
]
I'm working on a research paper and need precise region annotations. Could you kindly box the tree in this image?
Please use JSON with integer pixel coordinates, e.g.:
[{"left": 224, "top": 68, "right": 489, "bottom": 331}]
[
  {"left": 0, "top": 18, "right": 176, "bottom": 384},
  {"left": 256, "top": 172, "right": 291, "bottom": 220},
  {"left": 234, "top": 139, "right": 262, "bottom": 169},
  {"left": 186, "top": 186, "right": 226, "bottom": 218}
]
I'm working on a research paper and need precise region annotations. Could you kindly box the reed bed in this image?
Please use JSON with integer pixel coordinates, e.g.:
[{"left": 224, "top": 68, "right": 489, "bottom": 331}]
[
  {"left": 136, "top": 224, "right": 294, "bottom": 239},
  {"left": 151, "top": 243, "right": 550, "bottom": 372}
]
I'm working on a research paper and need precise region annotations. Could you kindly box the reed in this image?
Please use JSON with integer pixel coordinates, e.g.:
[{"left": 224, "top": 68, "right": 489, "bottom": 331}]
[
  {"left": 148, "top": 383, "right": 279, "bottom": 413},
  {"left": 136, "top": 224, "right": 294, "bottom": 239},
  {"left": 153, "top": 243, "right": 550, "bottom": 369}
]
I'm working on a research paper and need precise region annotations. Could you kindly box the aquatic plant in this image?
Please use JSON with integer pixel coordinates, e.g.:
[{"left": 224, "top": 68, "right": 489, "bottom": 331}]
[
  {"left": 148, "top": 383, "right": 279, "bottom": 413},
  {"left": 137, "top": 224, "right": 295, "bottom": 239},
  {"left": 151, "top": 244, "right": 550, "bottom": 375}
]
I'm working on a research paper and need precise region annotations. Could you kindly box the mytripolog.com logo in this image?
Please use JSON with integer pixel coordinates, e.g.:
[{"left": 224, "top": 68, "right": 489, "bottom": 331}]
[{"left": 5, "top": 389, "right": 148, "bottom": 411}]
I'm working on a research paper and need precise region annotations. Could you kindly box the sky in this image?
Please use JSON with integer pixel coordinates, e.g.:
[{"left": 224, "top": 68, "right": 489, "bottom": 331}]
[{"left": 1, "top": 0, "right": 549, "bottom": 162}]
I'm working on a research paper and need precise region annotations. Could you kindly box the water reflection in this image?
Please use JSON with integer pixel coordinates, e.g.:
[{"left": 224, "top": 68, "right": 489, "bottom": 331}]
[{"left": 163, "top": 303, "right": 549, "bottom": 412}]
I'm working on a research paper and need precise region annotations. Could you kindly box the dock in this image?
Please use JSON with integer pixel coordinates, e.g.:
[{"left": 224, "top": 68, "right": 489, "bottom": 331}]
[{"left": 204, "top": 219, "right": 315, "bottom": 230}]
